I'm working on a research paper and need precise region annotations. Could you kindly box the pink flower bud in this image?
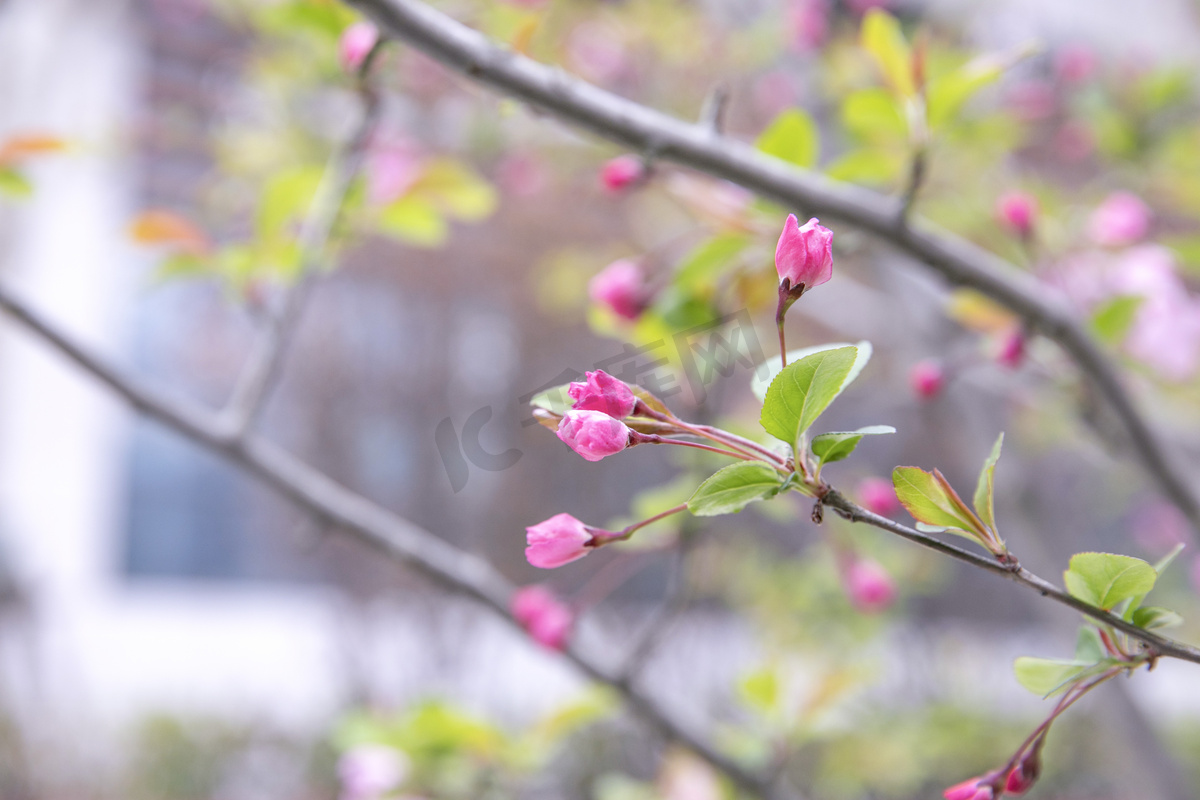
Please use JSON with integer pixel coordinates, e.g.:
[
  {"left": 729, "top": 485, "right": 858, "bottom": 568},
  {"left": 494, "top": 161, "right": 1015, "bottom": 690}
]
[
  {"left": 996, "top": 329, "right": 1026, "bottom": 369},
  {"left": 338, "top": 745, "right": 408, "bottom": 800},
  {"left": 775, "top": 214, "right": 834, "bottom": 291},
  {"left": 909, "top": 359, "right": 945, "bottom": 400},
  {"left": 943, "top": 777, "right": 993, "bottom": 800},
  {"left": 1089, "top": 191, "right": 1151, "bottom": 247},
  {"left": 844, "top": 559, "right": 897, "bottom": 613},
  {"left": 857, "top": 477, "right": 900, "bottom": 516},
  {"left": 995, "top": 192, "right": 1037, "bottom": 238},
  {"left": 1055, "top": 44, "right": 1096, "bottom": 84},
  {"left": 557, "top": 409, "right": 631, "bottom": 461},
  {"left": 788, "top": 0, "right": 829, "bottom": 51},
  {"left": 568, "top": 370, "right": 638, "bottom": 419},
  {"left": 511, "top": 585, "right": 573, "bottom": 650},
  {"left": 1004, "top": 738, "right": 1044, "bottom": 796},
  {"left": 600, "top": 155, "right": 644, "bottom": 193},
  {"left": 589, "top": 259, "right": 648, "bottom": 321},
  {"left": 339, "top": 22, "right": 379, "bottom": 74},
  {"left": 525, "top": 513, "right": 595, "bottom": 569}
]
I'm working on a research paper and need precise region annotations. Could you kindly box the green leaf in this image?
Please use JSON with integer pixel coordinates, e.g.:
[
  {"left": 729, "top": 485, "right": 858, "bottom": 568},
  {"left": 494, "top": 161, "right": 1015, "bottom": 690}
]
[
  {"left": 1089, "top": 295, "right": 1143, "bottom": 344},
  {"left": 973, "top": 433, "right": 1004, "bottom": 532},
  {"left": 258, "top": 165, "right": 324, "bottom": 240},
  {"left": 1013, "top": 656, "right": 1090, "bottom": 697},
  {"left": 760, "top": 347, "right": 858, "bottom": 448},
  {"left": 750, "top": 341, "right": 872, "bottom": 402},
  {"left": 1132, "top": 606, "right": 1183, "bottom": 630},
  {"left": 687, "top": 462, "right": 785, "bottom": 517},
  {"left": 378, "top": 195, "right": 447, "bottom": 247},
  {"left": 0, "top": 167, "right": 33, "bottom": 198},
  {"left": 811, "top": 425, "right": 896, "bottom": 467},
  {"left": 738, "top": 667, "right": 779, "bottom": 714},
  {"left": 1074, "top": 627, "right": 1105, "bottom": 662},
  {"left": 892, "top": 467, "right": 983, "bottom": 534},
  {"left": 861, "top": 9, "right": 914, "bottom": 97},
  {"left": 674, "top": 234, "right": 749, "bottom": 291},
  {"left": 927, "top": 57, "right": 1005, "bottom": 129},
  {"left": 1153, "top": 542, "right": 1186, "bottom": 574},
  {"left": 1063, "top": 552, "right": 1158, "bottom": 611},
  {"left": 756, "top": 109, "right": 819, "bottom": 168},
  {"left": 841, "top": 88, "right": 906, "bottom": 142}
]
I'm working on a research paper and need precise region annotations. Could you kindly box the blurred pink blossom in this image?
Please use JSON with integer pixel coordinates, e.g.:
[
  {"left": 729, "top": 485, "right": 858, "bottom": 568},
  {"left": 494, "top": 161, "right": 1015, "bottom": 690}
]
[
  {"left": 1054, "top": 121, "right": 1096, "bottom": 162},
  {"left": 1055, "top": 44, "right": 1097, "bottom": 84},
  {"left": 1133, "top": 501, "right": 1189, "bottom": 556},
  {"left": 910, "top": 359, "right": 945, "bottom": 399},
  {"left": 589, "top": 259, "right": 649, "bottom": 320},
  {"left": 600, "top": 155, "right": 644, "bottom": 193},
  {"left": 788, "top": 0, "right": 829, "bottom": 52},
  {"left": 995, "top": 329, "right": 1026, "bottom": 369},
  {"left": 1113, "top": 246, "right": 1200, "bottom": 380},
  {"left": 1005, "top": 80, "right": 1057, "bottom": 121},
  {"left": 844, "top": 559, "right": 897, "bottom": 613},
  {"left": 338, "top": 745, "right": 408, "bottom": 800},
  {"left": 366, "top": 141, "right": 423, "bottom": 205},
  {"left": 496, "top": 152, "right": 549, "bottom": 198},
  {"left": 753, "top": 70, "right": 799, "bottom": 118},
  {"left": 847, "top": 0, "right": 892, "bottom": 14},
  {"left": 511, "top": 585, "right": 573, "bottom": 650},
  {"left": 995, "top": 192, "right": 1038, "bottom": 238},
  {"left": 339, "top": 22, "right": 379, "bottom": 74},
  {"left": 1089, "top": 191, "right": 1151, "bottom": 246},
  {"left": 857, "top": 477, "right": 900, "bottom": 516}
]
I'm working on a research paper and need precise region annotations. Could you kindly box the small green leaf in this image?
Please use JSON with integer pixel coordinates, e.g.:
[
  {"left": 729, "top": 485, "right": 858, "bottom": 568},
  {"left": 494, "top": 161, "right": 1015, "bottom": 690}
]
[
  {"left": 1074, "top": 627, "right": 1105, "bottom": 662},
  {"left": 258, "top": 165, "right": 324, "bottom": 240},
  {"left": 687, "top": 462, "right": 785, "bottom": 517},
  {"left": 926, "top": 57, "right": 1005, "bottom": 129},
  {"left": 1063, "top": 552, "right": 1158, "bottom": 611},
  {"left": 674, "top": 234, "right": 749, "bottom": 291},
  {"left": 841, "top": 88, "right": 906, "bottom": 142},
  {"left": 861, "top": 9, "right": 914, "bottom": 97},
  {"left": 760, "top": 347, "right": 858, "bottom": 448},
  {"left": 411, "top": 158, "right": 497, "bottom": 221},
  {"left": 0, "top": 167, "right": 33, "bottom": 198},
  {"left": 378, "top": 195, "right": 447, "bottom": 247},
  {"left": 1089, "top": 295, "right": 1143, "bottom": 344},
  {"left": 973, "top": 433, "right": 1004, "bottom": 532},
  {"left": 751, "top": 341, "right": 872, "bottom": 402},
  {"left": 1131, "top": 606, "right": 1183, "bottom": 630},
  {"left": 811, "top": 425, "right": 896, "bottom": 466},
  {"left": 1125, "top": 543, "right": 1186, "bottom": 619},
  {"left": 756, "top": 109, "right": 819, "bottom": 168},
  {"left": 1013, "top": 656, "right": 1090, "bottom": 697},
  {"left": 892, "top": 467, "right": 984, "bottom": 535},
  {"left": 738, "top": 667, "right": 779, "bottom": 714}
]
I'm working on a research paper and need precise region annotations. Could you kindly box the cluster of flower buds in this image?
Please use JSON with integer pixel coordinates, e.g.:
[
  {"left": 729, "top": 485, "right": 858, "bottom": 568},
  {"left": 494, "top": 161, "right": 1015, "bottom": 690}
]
[{"left": 944, "top": 730, "right": 1045, "bottom": 799}]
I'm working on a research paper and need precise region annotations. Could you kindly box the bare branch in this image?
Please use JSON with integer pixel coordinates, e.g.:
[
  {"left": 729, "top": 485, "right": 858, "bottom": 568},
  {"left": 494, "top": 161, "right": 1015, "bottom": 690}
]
[
  {"left": 344, "top": 0, "right": 1200, "bottom": 540},
  {"left": 0, "top": 286, "right": 789, "bottom": 800},
  {"left": 219, "top": 80, "right": 381, "bottom": 439},
  {"left": 819, "top": 489, "right": 1200, "bottom": 666}
]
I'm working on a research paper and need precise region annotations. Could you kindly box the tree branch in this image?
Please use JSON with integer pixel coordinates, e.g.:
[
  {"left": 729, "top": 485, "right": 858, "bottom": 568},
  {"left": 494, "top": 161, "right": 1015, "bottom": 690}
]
[
  {"left": 818, "top": 489, "right": 1200, "bottom": 666},
  {"left": 343, "top": 0, "right": 1200, "bottom": 541},
  {"left": 219, "top": 75, "right": 381, "bottom": 439},
  {"left": 0, "top": 286, "right": 790, "bottom": 800}
]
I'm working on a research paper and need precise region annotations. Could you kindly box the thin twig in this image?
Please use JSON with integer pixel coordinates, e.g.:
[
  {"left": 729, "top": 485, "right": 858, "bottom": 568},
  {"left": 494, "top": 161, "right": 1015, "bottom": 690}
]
[
  {"left": 343, "top": 0, "right": 1200, "bottom": 540},
  {"left": 0, "top": 286, "right": 789, "bottom": 800},
  {"left": 818, "top": 488, "right": 1200, "bottom": 665},
  {"left": 219, "top": 76, "right": 381, "bottom": 439}
]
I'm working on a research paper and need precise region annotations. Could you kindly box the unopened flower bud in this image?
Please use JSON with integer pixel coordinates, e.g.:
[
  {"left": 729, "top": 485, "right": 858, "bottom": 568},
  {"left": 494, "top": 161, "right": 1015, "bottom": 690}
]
[
  {"left": 568, "top": 369, "right": 637, "bottom": 419},
  {"left": 589, "top": 259, "right": 649, "bottom": 321},
  {"left": 909, "top": 359, "right": 945, "bottom": 399},
  {"left": 943, "top": 777, "right": 994, "bottom": 800},
  {"left": 600, "top": 155, "right": 644, "bottom": 193},
  {"left": 1005, "top": 735, "right": 1045, "bottom": 796},
  {"left": 511, "top": 585, "right": 573, "bottom": 650},
  {"left": 857, "top": 477, "right": 900, "bottom": 516},
  {"left": 844, "top": 558, "right": 897, "bottom": 613},
  {"left": 996, "top": 192, "right": 1038, "bottom": 238},
  {"left": 1089, "top": 191, "right": 1150, "bottom": 247},
  {"left": 996, "top": 329, "right": 1026, "bottom": 369},
  {"left": 339, "top": 22, "right": 379, "bottom": 73},
  {"left": 557, "top": 409, "right": 631, "bottom": 461},
  {"left": 775, "top": 214, "right": 834, "bottom": 292},
  {"left": 525, "top": 513, "right": 595, "bottom": 569}
]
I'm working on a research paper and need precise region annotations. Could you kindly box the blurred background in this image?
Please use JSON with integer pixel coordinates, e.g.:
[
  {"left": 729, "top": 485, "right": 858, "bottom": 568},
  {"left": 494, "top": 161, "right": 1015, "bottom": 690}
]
[{"left": 2, "top": 0, "right": 1200, "bottom": 798}]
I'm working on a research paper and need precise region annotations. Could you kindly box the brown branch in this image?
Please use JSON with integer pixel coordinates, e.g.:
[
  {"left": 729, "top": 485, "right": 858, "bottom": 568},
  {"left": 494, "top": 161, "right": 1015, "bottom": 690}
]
[
  {"left": 342, "top": 0, "right": 1200, "bottom": 541},
  {"left": 0, "top": 287, "right": 791, "bottom": 800},
  {"left": 818, "top": 489, "right": 1200, "bottom": 666}
]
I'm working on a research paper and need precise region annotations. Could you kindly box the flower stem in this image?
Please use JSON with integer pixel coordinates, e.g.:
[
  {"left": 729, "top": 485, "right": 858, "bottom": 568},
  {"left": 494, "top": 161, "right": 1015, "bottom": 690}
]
[{"left": 620, "top": 503, "right": 688, "bottom": 539}]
